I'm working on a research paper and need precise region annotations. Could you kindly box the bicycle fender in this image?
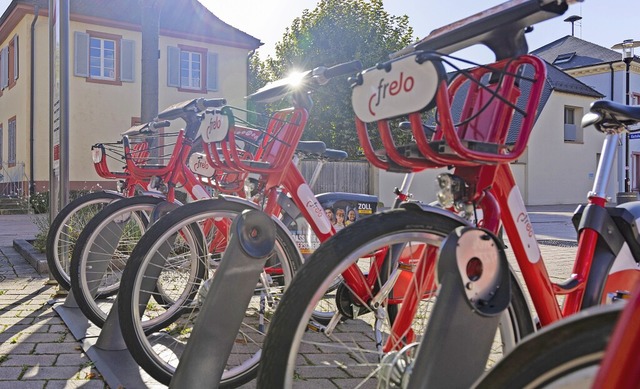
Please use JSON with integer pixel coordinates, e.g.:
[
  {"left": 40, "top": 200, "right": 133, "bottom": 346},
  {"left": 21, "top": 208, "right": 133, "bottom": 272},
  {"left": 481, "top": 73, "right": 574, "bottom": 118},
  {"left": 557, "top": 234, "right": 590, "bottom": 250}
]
[{"left": 399, "top": 201, "right": 473, "bottom": 227}]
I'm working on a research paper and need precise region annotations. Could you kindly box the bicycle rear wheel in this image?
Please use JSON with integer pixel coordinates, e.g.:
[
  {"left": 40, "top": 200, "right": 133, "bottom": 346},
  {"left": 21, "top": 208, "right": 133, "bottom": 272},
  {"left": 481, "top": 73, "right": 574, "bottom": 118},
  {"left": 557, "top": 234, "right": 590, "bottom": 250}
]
[
  {"left": 473, "top": 304, "right": 622, "bottom": 389},
  {"left": 257, "top": 207, "right": 534, "bottom": 388},
  {"left": 117, "top": 198, "right": 302, "bottom": 387},
  {"left": 46, "top": 191, "right": 123, "bottom": 290},
  {"left": 70, "top": 195, "right": 166, "bottom": 327}
]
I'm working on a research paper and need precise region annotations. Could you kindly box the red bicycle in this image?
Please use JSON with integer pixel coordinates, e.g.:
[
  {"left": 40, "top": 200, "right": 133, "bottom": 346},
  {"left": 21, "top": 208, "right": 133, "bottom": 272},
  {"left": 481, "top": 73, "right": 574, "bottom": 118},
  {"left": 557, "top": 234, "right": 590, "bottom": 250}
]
[
  {"left": 46, "top": 98, "right": 234, "bottom": 292},
  {"left": 257, "top": 1, "right": 640, "bottom": 387},
  {"left": 67, "top": 97, "right": 255, "bottom": 327},
  {"left": 114, "top": 60, "right": 382, "bottom": 387},
  {"left": 471, "top": 100, "right": 640, "bottom": 389}
]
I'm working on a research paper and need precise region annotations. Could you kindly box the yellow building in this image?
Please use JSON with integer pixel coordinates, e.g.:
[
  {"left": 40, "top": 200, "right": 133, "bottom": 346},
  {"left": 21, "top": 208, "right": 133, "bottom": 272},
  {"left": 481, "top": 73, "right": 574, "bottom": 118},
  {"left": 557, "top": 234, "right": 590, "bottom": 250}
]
[{"left": 0, "top": 0, "right": 260, "bottom": 194}]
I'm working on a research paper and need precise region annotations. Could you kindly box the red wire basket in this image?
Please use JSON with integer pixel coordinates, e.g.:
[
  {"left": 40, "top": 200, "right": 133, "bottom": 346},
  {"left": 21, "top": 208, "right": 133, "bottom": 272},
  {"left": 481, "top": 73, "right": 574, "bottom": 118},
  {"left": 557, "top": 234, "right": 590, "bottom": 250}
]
[
  {"left": 351, "top": 52, "right": 546, "bottom": 172},
  {"left": 202, "top": 106, "right": 309, "bottom": 185}
]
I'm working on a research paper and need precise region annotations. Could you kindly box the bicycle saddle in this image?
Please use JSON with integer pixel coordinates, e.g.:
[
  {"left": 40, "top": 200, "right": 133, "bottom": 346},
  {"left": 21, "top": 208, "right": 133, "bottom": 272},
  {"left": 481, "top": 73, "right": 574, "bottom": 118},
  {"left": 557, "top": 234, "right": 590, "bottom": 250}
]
[{"left": 582, "top": 100, "right": 640, "bottom": 132}]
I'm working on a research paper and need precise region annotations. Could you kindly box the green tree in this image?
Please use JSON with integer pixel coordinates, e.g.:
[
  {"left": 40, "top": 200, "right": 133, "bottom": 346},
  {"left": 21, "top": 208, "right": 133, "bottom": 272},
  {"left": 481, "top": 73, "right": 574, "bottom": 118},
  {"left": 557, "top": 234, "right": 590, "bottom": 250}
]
[{"left": 253, "top": 0, "right": 415, "bottom": 158}]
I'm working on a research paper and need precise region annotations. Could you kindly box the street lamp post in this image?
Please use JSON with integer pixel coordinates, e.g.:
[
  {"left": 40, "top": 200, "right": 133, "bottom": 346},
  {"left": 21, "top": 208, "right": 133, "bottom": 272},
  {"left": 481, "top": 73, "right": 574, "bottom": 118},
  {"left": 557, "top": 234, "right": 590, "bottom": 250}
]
[{"left": 612, "top": 39, "right": 640, "bottom": 204}]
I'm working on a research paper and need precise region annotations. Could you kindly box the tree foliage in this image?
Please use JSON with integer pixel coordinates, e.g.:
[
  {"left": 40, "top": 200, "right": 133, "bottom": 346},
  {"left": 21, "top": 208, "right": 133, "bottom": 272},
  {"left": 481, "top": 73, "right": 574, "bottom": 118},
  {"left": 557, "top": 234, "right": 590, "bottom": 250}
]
[{"left": 249, "top": 0, "right": 415, "bottom": 158}]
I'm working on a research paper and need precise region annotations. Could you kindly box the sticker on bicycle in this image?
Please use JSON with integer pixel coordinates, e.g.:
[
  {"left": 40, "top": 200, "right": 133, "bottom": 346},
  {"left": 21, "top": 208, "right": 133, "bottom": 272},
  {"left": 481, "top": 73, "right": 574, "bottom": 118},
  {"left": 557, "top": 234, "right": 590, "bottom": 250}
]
[
  {"left": 351, "top": 52, "right": 444, "bottom": 123},
  {"left": 91, "top": 147, "right": 104, "bottom": 164},
  {"left": 188, "top": 153, "right": 216, "bottom": 177},
  {"left": 508, "top": 188, "right": 541, "bottom": 263},
  {"left": 202, "top": 110, "right": 230, "bottom": 143},
  {"left": 297, "top": 184, "right": 332, "bottom": 235}
]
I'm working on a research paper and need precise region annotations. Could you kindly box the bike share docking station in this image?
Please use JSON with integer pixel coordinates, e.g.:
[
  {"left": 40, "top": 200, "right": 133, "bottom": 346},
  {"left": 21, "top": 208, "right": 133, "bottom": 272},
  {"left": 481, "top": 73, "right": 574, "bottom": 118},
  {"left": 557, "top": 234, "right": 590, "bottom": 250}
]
[
  {"left": 382, "top": 226, "right": 511, "bottom": 389},
  {"left": 52, "top": 207, "right": 276, "bottom": 388}
]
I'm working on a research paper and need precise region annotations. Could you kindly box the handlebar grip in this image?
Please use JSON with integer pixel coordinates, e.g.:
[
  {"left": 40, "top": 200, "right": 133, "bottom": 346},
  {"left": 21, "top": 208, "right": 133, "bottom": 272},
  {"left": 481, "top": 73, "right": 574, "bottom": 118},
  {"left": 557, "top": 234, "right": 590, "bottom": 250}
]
[
  {"left": 323, "top": 60, "right": 362, "bottom": 79},
  {"left": 202, "top": 98, "right": 227, "bottom": 108},
  {"left": 150, "top": 120, "right": 171, "bottom": 129}
]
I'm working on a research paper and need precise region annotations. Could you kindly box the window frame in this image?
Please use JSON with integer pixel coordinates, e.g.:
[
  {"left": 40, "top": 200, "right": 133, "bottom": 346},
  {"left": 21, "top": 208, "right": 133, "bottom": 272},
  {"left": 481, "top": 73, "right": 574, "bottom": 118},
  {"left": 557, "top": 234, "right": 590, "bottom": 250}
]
[
  {"left": 0, "top": 123, "right": 3, "bottom": 168},
  {"left": 177, "top": 44, "right": 207, "bottom": 93},
  {"left": 84, "top": 30, "right": 122, "bottom": 86},
  {"left": 89, "top": 36, "right": 117, "bottom": 81},
  {"left": 8, "top": 116, "right": 16, "bottom": 167},
  {"left": 8, "top": 34, "right": 18, "bottom": 89},
  {"left": 563, "top": 105, "right": 583, "bottom": 143}
]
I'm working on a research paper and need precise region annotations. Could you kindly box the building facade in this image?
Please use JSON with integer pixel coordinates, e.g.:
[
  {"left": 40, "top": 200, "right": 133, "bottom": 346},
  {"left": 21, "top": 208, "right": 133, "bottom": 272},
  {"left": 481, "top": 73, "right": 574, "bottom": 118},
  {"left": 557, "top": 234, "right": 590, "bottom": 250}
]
[{"left": 0, "top": 0, "right": 261, "bottom": 195}]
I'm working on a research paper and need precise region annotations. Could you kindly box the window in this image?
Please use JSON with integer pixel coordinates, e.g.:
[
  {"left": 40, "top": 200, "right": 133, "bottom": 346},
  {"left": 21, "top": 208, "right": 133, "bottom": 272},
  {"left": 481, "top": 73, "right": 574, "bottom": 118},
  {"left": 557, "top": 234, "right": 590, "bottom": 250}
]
[
  {"left": 74, "top": 31, "right": 135, "bottom": 85},
  {"left": 0, "top": 124, "right": 3, "bottom": 168},
  {"left": 564, "top": 106, "right": 583, "bottom": 143},
  {"left": 167, "top": 45, "right": 218, "bottom": 93},
  {"left": 8, "top": 35, "right": 18, "bottom": 88},
  {"left": 180, "top": 50, "right": 202, "bottom": 89},
  {"left": 0, "top": 35, "right": 18, "bottom": 91},
  {"left": 8, "top": 117, "right": 15, "bottom": 167},
  {"left": 90, "top": 37, "right": 116, "bottom": 80},
  {"left": 553, "top": 52, "right": 576, "bottom": 65}
]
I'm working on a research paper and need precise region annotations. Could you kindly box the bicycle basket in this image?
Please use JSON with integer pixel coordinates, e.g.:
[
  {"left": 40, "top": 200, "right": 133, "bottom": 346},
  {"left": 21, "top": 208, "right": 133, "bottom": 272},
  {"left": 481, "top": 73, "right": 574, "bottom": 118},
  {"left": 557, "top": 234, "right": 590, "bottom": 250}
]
[
  {"left": 351, "top": 52, "right": 546, "bottom": 172},
  {"left": 203, "top": 106, "right": 309, "bottom": 178}
]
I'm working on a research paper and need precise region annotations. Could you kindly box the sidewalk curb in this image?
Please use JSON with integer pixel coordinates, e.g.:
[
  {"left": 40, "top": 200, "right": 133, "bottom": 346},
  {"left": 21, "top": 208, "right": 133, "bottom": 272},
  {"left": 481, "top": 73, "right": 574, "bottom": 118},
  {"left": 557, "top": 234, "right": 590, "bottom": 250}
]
[{"left": 13, "top": 238, "right": 48, "bottom": 274}]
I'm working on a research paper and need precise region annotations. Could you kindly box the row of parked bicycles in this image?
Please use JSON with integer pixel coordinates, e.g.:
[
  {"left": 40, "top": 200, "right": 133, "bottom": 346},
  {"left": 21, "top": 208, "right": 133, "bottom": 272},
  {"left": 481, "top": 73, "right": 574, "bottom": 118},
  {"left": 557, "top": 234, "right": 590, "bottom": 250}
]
[{"left": 46, "top": 0, "right": 640, "bottom": 387}]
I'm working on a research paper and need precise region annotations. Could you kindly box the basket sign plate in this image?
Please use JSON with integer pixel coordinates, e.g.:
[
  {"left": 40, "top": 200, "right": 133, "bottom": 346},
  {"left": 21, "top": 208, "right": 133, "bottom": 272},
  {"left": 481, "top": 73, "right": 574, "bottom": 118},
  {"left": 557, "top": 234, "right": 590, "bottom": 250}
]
[
  {"left": 352, "top": 54, "right": 441, "bottom": 123},
  {"left": 188, "top": 152, "right": 216, "bottom": 177},
  {"left": 202, "top": 111, "right": 230, "bottom": 143},
  {"left": 91, "top": 147, "right": 103, "bottom": 163}
]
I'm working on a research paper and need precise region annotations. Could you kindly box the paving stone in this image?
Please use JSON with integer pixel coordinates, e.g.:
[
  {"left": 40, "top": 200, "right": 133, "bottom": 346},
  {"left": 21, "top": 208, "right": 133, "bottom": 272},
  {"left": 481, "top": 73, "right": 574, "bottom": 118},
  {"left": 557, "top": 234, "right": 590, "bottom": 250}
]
[
  {"left": 0, "top": 354, "right": 56, "bottom": 367},
  {"left": 44, "top": 380, "right": 106, "bottom": 389},
  {"left": 54, "top": 353, "right": 92, "bottom": 367},
  {"left": 33, "top": 343, "right": 83, "bottom": 355},
  {"left": 20, "top": 365, "right": 85, "bottom": 380},
  {"left": 0, "top": 366, "right": 25, "bottom": 380},
  {"left": 0, "top": 381, "right": 46, "bottom": 389}
]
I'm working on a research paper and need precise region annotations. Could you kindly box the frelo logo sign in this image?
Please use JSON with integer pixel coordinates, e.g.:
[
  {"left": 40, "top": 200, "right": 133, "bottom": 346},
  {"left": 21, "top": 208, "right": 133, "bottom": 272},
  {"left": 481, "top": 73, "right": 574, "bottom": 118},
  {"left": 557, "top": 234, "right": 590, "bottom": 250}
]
[
  {"left": 368, "top": 72, "right": 415, "bottom": 117},
  {"left": 351, "top": 54, "right": 441, "bottom": 124}
]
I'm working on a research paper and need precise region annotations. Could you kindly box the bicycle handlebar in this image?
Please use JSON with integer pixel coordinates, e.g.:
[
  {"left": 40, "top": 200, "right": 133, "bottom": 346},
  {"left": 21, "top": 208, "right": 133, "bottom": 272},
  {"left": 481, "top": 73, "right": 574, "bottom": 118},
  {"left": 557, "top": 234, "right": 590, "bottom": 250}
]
[
  {"left": 247, "top": 60, "right": 363, "bottom": 103},
  {"left": 158, "top": 97, "right": 227, "bottom": 121},
  {"left": 392, "top": 0, "right": 577, "bottom": 60},
  {"left": 313, "top": 60, "right": 363, "bottom": 85}
]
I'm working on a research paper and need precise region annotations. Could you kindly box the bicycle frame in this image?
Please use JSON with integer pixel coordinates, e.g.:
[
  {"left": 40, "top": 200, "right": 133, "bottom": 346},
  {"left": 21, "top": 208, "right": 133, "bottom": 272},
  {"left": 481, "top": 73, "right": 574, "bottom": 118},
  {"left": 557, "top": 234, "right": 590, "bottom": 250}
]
[{"left": 347, "top": 49, "right": 640, "bottom": 354}]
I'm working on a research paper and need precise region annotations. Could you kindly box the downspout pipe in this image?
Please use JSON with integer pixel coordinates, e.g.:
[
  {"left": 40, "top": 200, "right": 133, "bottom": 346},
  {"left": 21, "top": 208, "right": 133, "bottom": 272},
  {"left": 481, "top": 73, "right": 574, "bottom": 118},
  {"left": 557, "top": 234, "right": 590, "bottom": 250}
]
[
  {"left": 609, "top": 62, "right": 615, "bottom": 100},
  {"left": 29, "top": 5, "right": 39, "bottom": 195}
]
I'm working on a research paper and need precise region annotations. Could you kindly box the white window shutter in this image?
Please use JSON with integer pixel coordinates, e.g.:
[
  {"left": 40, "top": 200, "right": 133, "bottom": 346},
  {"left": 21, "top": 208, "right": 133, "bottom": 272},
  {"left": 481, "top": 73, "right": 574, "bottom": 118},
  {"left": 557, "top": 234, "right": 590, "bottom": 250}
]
[
  {"left": 1, "top": 47, "right": 8, "bottom": 89},
  {"left": 167, "top": 46, "right": 180, "bottom": 87},
  {"left": 206, "top": 52, "right": 218, "bottom": 91},
  {"left": 120, "top": 39, "right": 135, "bottom": 82},
  {"left": 74, "top": 31, "right": 89, "bottom": 77},
  {"left": 12, "top": 35, "right": 18, "bottom": 80}
]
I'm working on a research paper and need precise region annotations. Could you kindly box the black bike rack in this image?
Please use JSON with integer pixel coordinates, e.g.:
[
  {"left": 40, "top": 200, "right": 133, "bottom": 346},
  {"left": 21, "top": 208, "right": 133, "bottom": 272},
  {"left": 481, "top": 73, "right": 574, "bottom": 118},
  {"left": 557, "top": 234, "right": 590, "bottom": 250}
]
[
  {"left": 170, "top": 209, "right": 275, "bottom": 388},
  {"left": 405, "top": 226, "right": 512, "bottom": 389}
]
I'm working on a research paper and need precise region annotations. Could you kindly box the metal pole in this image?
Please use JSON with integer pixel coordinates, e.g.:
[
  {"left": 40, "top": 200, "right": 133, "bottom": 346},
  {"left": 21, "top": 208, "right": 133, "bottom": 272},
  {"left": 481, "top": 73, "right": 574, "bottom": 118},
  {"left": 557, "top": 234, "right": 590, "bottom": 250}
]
[{"left": 625, "top": 59, "right": 631, "bottom": 192}]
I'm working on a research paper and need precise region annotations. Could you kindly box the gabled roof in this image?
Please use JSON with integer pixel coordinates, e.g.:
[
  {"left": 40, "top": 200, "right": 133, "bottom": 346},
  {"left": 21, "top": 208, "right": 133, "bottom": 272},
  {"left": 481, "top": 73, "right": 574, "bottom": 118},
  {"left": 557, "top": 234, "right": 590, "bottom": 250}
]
[
  {"left": 543, "top": 60, "right": 604, "bottom": 98},
  {"left": 1, "top": 0, "right": 262, "bottom": 50},
  {"left": 531, "top": 35, "right": 622, "bottom": 69}
]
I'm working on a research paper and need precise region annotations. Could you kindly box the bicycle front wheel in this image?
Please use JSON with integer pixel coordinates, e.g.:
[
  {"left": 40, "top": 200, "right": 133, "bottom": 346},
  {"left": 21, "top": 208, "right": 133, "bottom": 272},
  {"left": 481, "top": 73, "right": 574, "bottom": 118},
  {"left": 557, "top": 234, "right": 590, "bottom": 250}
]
[
  {"left": 474, "top": 303, "right": 622, "bottom": 389},
  {"left": 117, "top": 198, "right": 302, "bottom": 387},
  {"left": 257, "top": 207, "right": 534, "bottom": 388},
  {"left": 46, "top": 191, "right": 123, "bottom": 290},
  {"left": 70, "top": 195, "right": 167, "bottom": 327}
]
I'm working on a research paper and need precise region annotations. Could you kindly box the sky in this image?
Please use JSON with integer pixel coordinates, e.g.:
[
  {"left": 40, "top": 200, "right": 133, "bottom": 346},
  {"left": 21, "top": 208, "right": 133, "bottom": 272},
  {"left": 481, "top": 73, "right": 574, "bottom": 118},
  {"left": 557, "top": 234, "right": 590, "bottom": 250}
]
[{"left": 0, "top": 0, "right": 637, "bottom": 63}]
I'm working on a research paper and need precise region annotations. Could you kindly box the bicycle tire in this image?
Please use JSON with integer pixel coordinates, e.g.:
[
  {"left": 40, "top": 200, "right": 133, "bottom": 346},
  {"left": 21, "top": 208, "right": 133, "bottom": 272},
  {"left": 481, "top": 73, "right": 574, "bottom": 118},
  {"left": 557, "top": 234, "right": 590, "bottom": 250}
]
[
  {"left": 473, "top": 303, "right": 622, "bottom": 389},
  {"left": 70, "top": 195, "right": 166, "bottom": 327},
  {"left": 117, "top": 197, "right": 302, "bottom": 387},
  {"left": 46, "top": 191, "right": 124, "bottom": 290},
  {"left": 257, "top": 207, "right": 534, "bottom": 388}
]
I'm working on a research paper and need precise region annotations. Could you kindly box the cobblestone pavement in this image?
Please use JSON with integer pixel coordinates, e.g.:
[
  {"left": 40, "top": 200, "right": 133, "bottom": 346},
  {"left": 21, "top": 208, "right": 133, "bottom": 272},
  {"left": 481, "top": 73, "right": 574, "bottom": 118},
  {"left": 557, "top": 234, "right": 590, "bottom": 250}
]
[
  {"left": 0, "top": 214, "right": 107, "bottom": 389},
  {"left": 0, "top": 206, "right": 580, "bottom": 388}
]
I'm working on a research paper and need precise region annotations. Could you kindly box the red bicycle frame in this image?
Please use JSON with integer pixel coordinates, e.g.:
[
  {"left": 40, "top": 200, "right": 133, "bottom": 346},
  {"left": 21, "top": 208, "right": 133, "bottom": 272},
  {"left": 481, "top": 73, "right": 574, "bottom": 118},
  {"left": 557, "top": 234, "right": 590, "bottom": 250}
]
[{"left": 352, "top": 53, "right": 640, "bottom": 353}]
